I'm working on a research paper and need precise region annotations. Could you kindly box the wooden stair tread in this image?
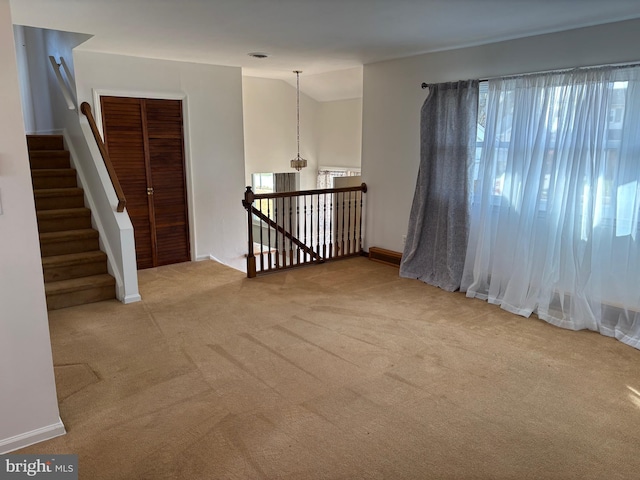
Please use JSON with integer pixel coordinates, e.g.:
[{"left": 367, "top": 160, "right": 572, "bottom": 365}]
[
  {"left": 29, "top": 150, "right": 71, "bottom": 170},
  {"left": 31, "top": 169, "right": 78, "bottom": 189},
  {"left": 34, "top": 187, "right": 83, "bottom": 197},
  {"left": 34, "top": 188, "right": 85, "bottom": 211},
  {"left": 37, "top": 208, "right": 92, "bottom": 233},
  {"left": 29, "top": 150, "right": 69, "bottom": 157},
  {"left": 37, "top": 207, "right": 90, "bottom": 218},
  {"left": 31, "top": 168, "right": 77, "bottom": 176},
  {"left": 27, "top": 134, "right": 116, "bottom": 309},
  {"left": 42, "top": 251, "right": 107, "bottom": 267},
  {"left": 27, "top": 135, "right": 64, "bottom": 151},
  {"left": 40, "top": 228, "right": 99, "bottom": 241},
  {"left": 45, "top": 274, "right": 115, "bottom": 295}
]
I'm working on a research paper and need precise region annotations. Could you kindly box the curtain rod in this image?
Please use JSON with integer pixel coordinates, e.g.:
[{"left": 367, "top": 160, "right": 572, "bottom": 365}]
[{"left": 420, "top": 61, "right": 640, "bottom": 89}]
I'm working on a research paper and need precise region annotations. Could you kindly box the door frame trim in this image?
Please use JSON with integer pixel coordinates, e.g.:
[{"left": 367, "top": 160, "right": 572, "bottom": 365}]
[{"left": 92, "top": 88, "right": 195, "bottom": 264}]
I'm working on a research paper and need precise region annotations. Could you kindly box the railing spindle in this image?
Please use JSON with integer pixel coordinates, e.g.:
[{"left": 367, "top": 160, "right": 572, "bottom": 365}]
[
  {"left": 309, "top": 195, "right": 313, "bottom": 260},
  {"left": 259, "top": 202, "right": 265, "bottom": 272},
  {"left": 267, "top": 198, "right": 272, "bottom": 270},
  {"left": 274, "top": 197, "right": 279, "bottom": 268},
  {"left": 316, "top": 194, "right": 320, "bottom": 257},
  {"left": 288, "top": 197, "right": 294, "bottom": 266},
  {"left": 329, "top": 192, "right": 334, "bottom": 259},
  {"left": 347, "top": 191, "right": 352, "bottom": 254},
  {"left": 296, "top": 197, "right": 300, "bottom": 265},
  {"left": 303, "top": 196, "right": 308, "bottom": 263},
  {"left": 340, "top": 192, "right": 346, "bottom": 257},
  {"left": 322, "top": 192, "right": 327, "bottom": 259},
  {"left": 282, "top": 198, "right": 288, "bottom": 267}
]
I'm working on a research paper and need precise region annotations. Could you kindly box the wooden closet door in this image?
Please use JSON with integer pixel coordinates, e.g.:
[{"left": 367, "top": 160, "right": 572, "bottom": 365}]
[
  {"left": 101, "top": 97, "right": 154, "bottom": 269},
  {"left": 101, "top": 96, "right": 190, "bottom": 269},
  {"left": 145, "top": 99, "right": 190, "bottom": 266}
]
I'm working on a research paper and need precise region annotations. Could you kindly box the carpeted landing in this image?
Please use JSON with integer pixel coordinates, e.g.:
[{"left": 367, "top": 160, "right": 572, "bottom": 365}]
[{"left": 18, "top": 258, "right": 640, "bottom": 479}]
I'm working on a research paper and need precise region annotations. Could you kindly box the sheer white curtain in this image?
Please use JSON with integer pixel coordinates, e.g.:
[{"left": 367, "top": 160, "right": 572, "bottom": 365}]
[{"left": 462, "top": 66, "right": 640, "bottom": 348}]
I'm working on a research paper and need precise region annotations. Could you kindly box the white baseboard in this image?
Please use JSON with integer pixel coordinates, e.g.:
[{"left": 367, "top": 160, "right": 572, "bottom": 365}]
[
  {"left": 30, "top": 129, "right": 64, "bottom": 136},
  {"left": 123, "top": 293, "right": 142, "bottom": 304},
  {"left": 0, "top": 418, "right": 66, "bottom": 454},
  {"left": 195, "top": 255, "right": 245, "bottom": 273}
]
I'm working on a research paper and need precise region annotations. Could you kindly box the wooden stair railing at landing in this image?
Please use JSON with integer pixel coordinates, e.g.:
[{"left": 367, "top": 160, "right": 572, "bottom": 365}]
[
  {"left": 243, "top": 183, "right": 367, "bottom": 277},
  {"left": 80, "top": 101, "right": 127, "bottom": 212},
  {"left": 28, "top": 134, "right": 116, "bottom": 310}
]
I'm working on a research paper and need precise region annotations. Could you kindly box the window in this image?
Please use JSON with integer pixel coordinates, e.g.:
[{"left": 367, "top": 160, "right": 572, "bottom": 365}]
[
  {"left": 251, "top": 172, "right": 299, "bottom": 223},
  {"left": 252, "top": 173, "right": 275, "bottom": 222},
  {"left": 473, "top": 77, "right": 639, "bottom": 229},
  {"left": 252, "top": 172, "right": 274, "bottom": 194},
  {"left": 464, "top": 65, "right": 640, "bottom": 347},
  {"left": 317, "top": 167, "right": 361, "bottom": 189}
]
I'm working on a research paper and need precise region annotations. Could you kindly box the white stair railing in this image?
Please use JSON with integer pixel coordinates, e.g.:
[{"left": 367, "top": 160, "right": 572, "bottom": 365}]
[{"left": 48, "top": 55, "right": 76, "bottom": 110}]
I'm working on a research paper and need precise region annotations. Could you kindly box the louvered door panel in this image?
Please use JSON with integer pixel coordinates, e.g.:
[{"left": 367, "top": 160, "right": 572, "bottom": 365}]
[
  {"left": 101, "top": 96, "right": 190, "bottom": 269},
  {"left": 101, "top": 97, "right": 154, "bottom": 269},
  {"left": 146, "top": 99, "right": 190, "bottom": 266}
]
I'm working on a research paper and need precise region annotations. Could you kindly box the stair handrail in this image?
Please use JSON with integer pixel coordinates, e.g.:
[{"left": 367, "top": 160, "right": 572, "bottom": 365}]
[
  {"left": 251, "top": 184, "right": 367, "bottom": 200},
  {"left": 250, "top": 205, "right": 322, "bottom": 262},
  {"left": 48, "top": 56, "right": 76, "bottom": 110},
  {"left": 80, "top": 102, "right": 126, "bottom": 212},
  {"left": 243, "top": 182, "right": 367, "bottom": 277}
]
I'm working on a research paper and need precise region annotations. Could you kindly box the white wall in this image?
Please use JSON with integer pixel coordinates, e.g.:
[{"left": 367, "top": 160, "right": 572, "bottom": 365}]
[
  {"left": 243, "top": 76, "right": 362, "bottom": 189},
  {"left": 15, "top": 26, "right": 90, "bottom": 134},
  {"left": 362, "top": 18, "right": 640, "bottom": 253},
  {"left": 242, "top": 76, "right": 318, "bottom": 190},
  {"left": 0, "top": 0, "right": 64, "bottom": 453},
  {"left": 73, "top": 51, "right": 248, "bottom": 271},
  {"left": 317, "top": 98, "right": 362, "bottom": 169}
]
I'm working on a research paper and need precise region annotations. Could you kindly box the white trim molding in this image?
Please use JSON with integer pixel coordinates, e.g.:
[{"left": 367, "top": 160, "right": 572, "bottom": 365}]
[{"left": 0, "top": 418, "right": 66, "bottom": 454}]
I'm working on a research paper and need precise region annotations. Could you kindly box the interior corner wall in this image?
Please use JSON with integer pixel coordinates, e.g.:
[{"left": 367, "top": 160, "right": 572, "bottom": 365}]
[
  {"left": 0, "top": 0, "right": 63, "bottom": 452},
  {"left": 13, "top": 25, "right": 91, "bottom": 134},
  {"left": 242, "top": 76, "right": 362, "bottom": 189},
  {"left": 73, "top": 51, "right": 247, "bottom": 271},
  {"left": 362, "top": 17, "right": 640, "bottom": 253},
  {"left": 242, "top": 76, "right": 318, "bottom": 190},
  {"left": 16, "top": 26, "right": 54, "bottom": 132},
  {"left": 317, "top": 98, "right": 362, "bottom": 169}
]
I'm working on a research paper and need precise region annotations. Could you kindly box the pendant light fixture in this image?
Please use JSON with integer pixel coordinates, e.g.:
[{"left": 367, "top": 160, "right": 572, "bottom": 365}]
[{"left": 290, "top": 70, "right": 308, "bottom": 171}]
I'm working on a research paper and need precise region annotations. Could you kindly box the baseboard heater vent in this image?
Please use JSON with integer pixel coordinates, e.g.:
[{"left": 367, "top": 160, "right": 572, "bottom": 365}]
[{"left": 368, "top": 247, "right": 402, "bottom": 267}]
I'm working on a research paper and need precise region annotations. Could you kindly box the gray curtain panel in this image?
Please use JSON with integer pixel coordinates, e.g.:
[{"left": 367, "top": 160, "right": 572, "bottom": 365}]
[
  {"left": 275, "top": 172, "right": 297, "bottom": 192},
  {"left": 400, "top": 80, "right": 479, "bottom": 291}
]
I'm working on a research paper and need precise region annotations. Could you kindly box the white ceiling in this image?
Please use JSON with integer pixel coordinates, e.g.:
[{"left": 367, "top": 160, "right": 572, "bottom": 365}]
[{"left": 10, "top": 0, "right": 640, "bottom": 101}]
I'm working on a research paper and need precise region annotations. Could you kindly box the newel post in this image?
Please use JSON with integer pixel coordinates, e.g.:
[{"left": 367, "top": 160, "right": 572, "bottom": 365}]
[{"left": 243, "top": 186, "right": 257, "bottom": 278}]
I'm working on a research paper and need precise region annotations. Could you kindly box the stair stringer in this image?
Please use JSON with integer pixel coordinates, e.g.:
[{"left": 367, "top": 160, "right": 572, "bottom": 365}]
[{"left": 60, "top": 127, "right": 141, "bottom": 304}]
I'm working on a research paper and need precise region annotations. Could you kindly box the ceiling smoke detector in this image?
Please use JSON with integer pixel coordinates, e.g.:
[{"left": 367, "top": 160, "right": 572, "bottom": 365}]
[{"left": 248, "top": 52, "right": 269, "bottom": 59}]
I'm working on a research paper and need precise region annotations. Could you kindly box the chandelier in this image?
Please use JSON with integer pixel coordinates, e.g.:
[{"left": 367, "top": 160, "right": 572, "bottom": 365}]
[{"left": 290, "top": 70, "right": 308, "bottom": 171}]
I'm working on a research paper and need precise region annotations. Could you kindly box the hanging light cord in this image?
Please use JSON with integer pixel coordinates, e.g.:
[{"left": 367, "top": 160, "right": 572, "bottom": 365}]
[
  {"left": 290, "top": 70, "right": 307, "bottom": 171},
  {"left": 295, "top": 70, "right": 301, "bottom": 157}
]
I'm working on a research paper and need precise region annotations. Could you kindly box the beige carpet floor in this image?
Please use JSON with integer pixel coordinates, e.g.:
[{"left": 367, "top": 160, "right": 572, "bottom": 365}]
[{"left": 18, "top": 257, "right": 640, "bottom": 479}]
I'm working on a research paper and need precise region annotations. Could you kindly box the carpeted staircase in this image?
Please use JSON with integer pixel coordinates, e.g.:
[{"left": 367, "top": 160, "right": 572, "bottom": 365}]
[{"left": 28, "top": 134, "right": 116, "bottom": 310}]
